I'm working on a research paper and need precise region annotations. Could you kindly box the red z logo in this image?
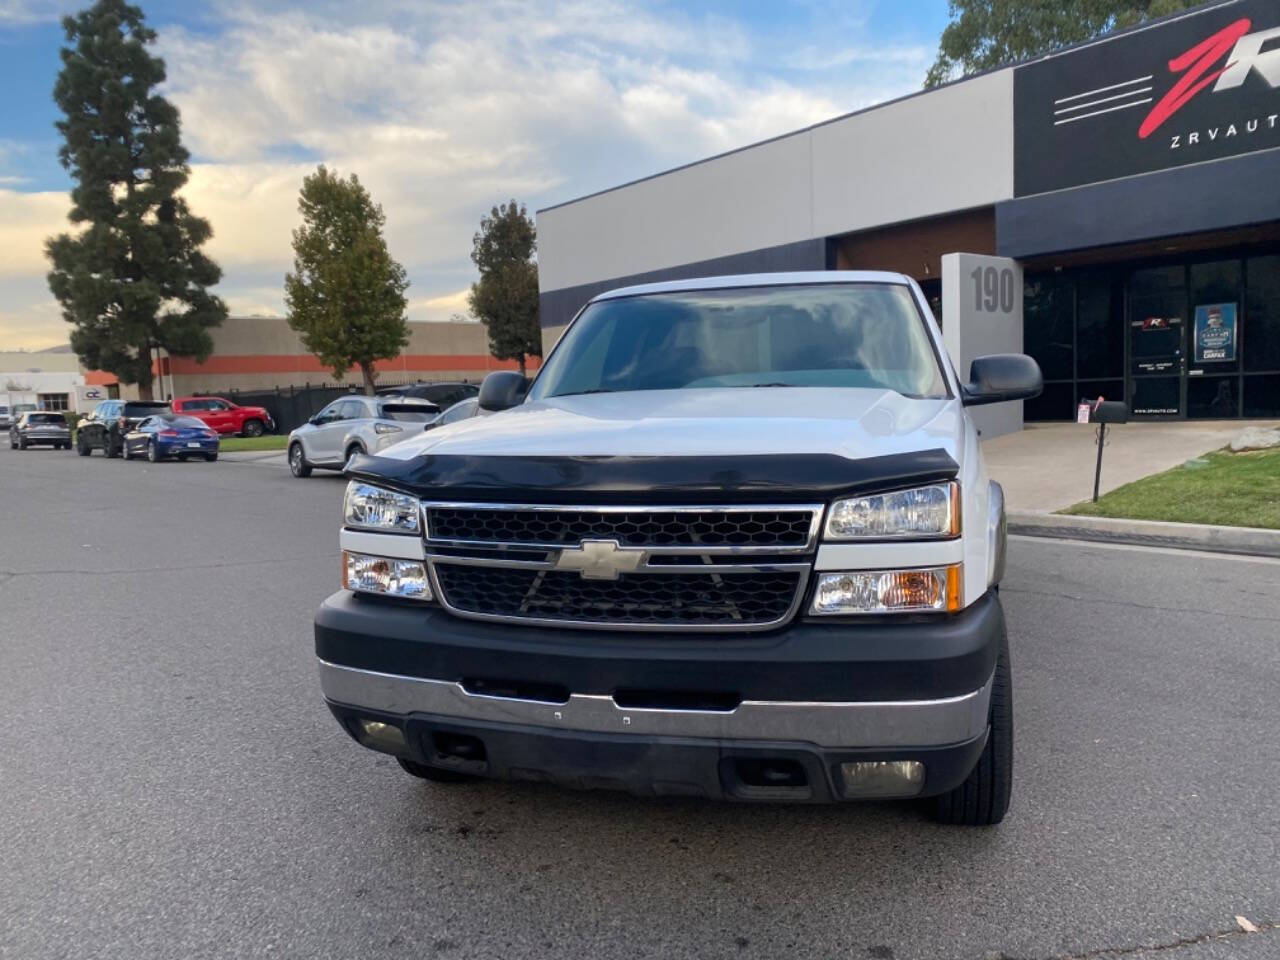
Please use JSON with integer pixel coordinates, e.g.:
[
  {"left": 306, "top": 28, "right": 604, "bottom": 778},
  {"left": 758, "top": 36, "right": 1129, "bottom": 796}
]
[{"left": 1139, "top": 18, "right": 1252, "bottom": 138}]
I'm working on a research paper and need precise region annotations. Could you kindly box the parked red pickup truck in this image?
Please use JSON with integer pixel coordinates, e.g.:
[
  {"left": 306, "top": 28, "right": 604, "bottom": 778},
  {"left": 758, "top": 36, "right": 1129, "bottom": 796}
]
[{"left": 171, "top": 397, "right": 274, "bottom": 437}]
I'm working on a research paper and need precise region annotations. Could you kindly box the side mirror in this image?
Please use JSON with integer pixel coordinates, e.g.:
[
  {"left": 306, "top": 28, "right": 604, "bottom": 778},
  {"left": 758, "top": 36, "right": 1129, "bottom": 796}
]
[
  {"left": 478, "top": 371, "right": 528, "bottom": 412},
  {"left": 961, "top": 354, "right": 1043, "bottom": 406}
]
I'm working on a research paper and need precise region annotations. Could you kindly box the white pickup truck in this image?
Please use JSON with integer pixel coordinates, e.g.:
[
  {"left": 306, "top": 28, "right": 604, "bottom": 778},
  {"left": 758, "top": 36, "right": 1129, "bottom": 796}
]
[{"left": 315, "top": 271, "right": 1042, "bottom": 825}]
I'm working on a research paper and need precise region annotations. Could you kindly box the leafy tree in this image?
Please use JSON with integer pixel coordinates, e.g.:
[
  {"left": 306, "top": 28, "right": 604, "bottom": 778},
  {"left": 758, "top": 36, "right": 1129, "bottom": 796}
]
[
  {"left": 284, "top": 166, "right": 410, "bottom": 395},
  {"left": 469, "top": 201, "right": 541, "bottom": 376},
  {"left": 925, "top": 0, "right": 1202, "bottom": 87},
  {"left": 46, "top": 0, "right": 227, "bottom": 399}
]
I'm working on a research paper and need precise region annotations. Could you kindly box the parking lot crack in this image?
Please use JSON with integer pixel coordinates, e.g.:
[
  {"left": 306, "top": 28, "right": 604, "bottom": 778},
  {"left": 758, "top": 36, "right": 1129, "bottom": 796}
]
[{"left": 1013, "top": 919, "right": 1277, "bottom": 959}]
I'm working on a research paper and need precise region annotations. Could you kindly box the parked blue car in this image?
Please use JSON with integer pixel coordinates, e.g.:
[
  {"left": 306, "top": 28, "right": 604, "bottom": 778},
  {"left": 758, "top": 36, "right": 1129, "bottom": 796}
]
[{"left": 122, "top": 415, "right": 220, "bottom": 462}]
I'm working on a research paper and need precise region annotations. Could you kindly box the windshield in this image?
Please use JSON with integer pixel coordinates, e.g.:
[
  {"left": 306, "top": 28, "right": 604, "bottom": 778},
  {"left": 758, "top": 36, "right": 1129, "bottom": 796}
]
[
  {"left": 530, "top": 283, "right": 948, "bottom": 401},
  {"left": 166, "top": 416, "right": 209, "bottom": 429},
  {"left": 380, "top": 404, "right": 437, "bottom": 423}
]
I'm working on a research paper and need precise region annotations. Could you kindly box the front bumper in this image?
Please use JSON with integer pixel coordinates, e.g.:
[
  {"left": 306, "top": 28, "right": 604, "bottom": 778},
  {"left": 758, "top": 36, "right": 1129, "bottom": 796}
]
[{"left": 315, "top": 590, "right": 1005, "bottom": 801}]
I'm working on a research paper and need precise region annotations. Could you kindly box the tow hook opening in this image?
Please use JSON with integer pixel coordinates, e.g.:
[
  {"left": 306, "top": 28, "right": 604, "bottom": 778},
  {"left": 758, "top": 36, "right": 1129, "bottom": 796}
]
[
  {"left": 432, "top": 732, "right": 488, "bottom": 768},
  {"left": 723, "top": 757, "right": 813, "bottom": 800}
]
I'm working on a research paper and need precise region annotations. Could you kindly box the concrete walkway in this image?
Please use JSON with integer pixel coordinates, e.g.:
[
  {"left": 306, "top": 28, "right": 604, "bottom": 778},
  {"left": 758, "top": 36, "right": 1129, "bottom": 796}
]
[{"left": 982, "top": 419, "right": 1280, "bottom": 513}]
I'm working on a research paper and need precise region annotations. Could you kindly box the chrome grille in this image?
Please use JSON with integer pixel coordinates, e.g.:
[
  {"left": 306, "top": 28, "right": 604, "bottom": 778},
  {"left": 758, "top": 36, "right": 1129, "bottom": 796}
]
[
  {"left": 426, "top": 506, "right": 816, "bottom": 548},
  {"left": 422, "top": 501, "right": 822, "bottom": 632},
  {"left": 434, "top": 566, "right": 802, "bottom": 626}
]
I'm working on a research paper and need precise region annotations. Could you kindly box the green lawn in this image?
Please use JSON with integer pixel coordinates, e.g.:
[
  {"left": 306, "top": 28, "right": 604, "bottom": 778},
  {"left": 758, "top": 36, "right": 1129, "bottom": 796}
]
[
  {"left": 1063, "top": 448, "right": 1280, "bottom": 529},
  {"left": 219, "top": 434, "right": 289, "bottom": 453}
]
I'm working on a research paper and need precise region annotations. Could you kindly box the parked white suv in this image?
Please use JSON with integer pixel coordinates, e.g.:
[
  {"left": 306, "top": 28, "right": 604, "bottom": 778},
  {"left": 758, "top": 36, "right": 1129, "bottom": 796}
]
[
  {"left": 287, "top": 395, "right": 438, "bottom": 477},
  {"left": 314, "top": 272, "right": 1042, "bottom": 825}
]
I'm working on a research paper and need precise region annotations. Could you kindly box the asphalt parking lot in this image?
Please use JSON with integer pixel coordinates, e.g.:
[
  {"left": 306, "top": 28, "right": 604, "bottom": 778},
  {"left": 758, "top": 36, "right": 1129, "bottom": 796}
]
[{"left": 1, "top": 444, "right": 1277, "bottom": 960}]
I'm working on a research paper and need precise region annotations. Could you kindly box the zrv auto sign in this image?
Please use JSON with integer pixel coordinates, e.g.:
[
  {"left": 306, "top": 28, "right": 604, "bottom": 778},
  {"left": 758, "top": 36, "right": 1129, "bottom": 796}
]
[{"left": 1014, "top": 0, "right": 1280, "bottom": 196}]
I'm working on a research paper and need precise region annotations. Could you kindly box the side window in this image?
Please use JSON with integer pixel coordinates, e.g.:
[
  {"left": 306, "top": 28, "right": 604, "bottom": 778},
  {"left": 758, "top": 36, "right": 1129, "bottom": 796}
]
[
  {"left": 208, "top": 399, "right": 229, "bottom": 411},
  {"left": 440, "top": 400, "right": 475, "bottom": 424},
  {"left": 188, "top": 399, "right": 211, "bottom": 411},
  {"left": 338, "top": 399, "right": 367, "bottom": 420},
  {"left": 315, "top": 400, "right": 343, "bottom": 422}
]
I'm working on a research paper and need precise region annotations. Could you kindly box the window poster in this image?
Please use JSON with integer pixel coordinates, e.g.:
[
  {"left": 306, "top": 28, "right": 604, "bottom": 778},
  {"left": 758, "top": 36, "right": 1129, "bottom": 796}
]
[{"left": 1194, "top": 303, "right": 1237, "bottom": 363}]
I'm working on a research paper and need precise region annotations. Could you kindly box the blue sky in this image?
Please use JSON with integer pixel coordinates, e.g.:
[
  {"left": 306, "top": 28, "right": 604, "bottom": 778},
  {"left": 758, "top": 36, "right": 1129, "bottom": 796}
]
[{"left": 0, "top": 0, "right": 948, "bottom": 348}]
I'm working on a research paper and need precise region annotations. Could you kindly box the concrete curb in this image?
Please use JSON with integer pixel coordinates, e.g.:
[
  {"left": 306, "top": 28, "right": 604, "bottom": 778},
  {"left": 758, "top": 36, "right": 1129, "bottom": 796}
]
[
  {"left": 1008, "top": 511, "right": 1280, "bottom": 559},
  {"left": 219, "top": 450, "right": 288, "bottom": 464}
]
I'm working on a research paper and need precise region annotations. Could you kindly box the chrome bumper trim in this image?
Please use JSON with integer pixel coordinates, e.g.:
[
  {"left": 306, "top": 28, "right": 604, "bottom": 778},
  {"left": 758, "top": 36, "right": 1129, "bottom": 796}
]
[{"left": 318, "top": 659, "right": 992, "bottom": 749}]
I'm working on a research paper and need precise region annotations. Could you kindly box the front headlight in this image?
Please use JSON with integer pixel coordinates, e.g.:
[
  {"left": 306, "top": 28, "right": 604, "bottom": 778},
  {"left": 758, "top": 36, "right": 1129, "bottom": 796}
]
[
  {"left": 343, "top": 551, "right": 432, "bottom": 601},
  {"left": 811, "top": 565, "right": 961, "bottom": 615},
  {"left": 825, "top": 482, "right": 959, "bottom": 540},
  {"left": 343, "top": 481, "right": 420, "bottom": 534}
]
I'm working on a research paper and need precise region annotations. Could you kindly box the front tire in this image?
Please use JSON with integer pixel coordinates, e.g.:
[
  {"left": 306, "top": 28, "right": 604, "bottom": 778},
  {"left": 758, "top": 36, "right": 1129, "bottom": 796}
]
[
  {"left": 241, "top": 418, "right": 265, "bottom": 438},
  {"left": 205, "top": 452, "right": 218, "bottom": 462},
  {"left": 147, "top": 439, "right": 160, "bottom": 463},
  {"left": 288, "top": 442, "right": 312, "bottom": 478},
  {"left": 77, "top": 436, "right": 92, "bottom": 456},
  {"left": 931, "top": 631, "right": 1013, "bottom": 826},
  {"left": 397, "top": 757, "right": 479, "bottom": 783}
]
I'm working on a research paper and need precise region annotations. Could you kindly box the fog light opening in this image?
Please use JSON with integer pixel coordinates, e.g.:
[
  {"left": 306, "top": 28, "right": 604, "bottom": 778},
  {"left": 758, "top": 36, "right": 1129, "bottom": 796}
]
[
  {"left": 839, "top": 760, "right": 925, "bottom": 798},
  {"left": 356, "top": 718, "right": 407, "bottom": 754}
]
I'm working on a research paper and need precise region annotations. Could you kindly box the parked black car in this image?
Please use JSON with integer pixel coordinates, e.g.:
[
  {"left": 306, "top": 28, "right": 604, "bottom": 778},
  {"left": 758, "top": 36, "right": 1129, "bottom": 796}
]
[
  {"left": 76, "top": 400, "right": 172, "bottom": 457},
  {"left": 377, "top": 381, "right": 478, "bottom": 409},
  {"left": 9, "top": 412, "right": 72, "bottom": 450}
]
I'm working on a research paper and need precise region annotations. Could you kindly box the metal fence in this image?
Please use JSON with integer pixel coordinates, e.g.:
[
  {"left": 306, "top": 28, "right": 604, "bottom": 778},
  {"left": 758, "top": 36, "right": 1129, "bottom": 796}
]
[{"left": 206, "top": 378, "right": 474, "bottom": 434}]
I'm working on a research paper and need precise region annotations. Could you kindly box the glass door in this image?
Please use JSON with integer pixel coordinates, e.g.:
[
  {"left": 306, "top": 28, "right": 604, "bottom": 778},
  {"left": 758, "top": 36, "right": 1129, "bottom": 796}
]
[{"left": 1128, "top": 266, "right": 1186, "bottom": 418}]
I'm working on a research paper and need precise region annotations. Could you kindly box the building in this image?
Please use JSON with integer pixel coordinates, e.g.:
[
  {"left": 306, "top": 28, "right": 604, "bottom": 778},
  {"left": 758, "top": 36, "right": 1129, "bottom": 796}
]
[
  {"left": 0, "top": 349, "right": 85, "bottom": 411},
  {"left": 537, "top": 0, "right": 1280, "bottom": 421},
  {"left": 84, "top": 316, "right": 535, "bottom": 400}
]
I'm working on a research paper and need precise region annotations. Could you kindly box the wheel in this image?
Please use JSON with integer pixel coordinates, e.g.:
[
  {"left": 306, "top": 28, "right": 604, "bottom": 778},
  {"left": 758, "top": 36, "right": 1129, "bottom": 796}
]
[
  {"left": 18, "top": 437, "right": 27, "bottom": 450},
  {"left": 241, "top": 418, "right": 265, "bottom": 438},
  {"left": 147, "top": 439, "right": 160, "bottom": 463},
  {"left": 288, "top": 442, "right": 312, "bottom": 477},
  {"left": 123, "top": 442, "right": 133, "bottom": 460},
  {"left": 77, "top": 436, "right": 92, "bottom": 456},
  {"left": 205, "top": 452, "right": 218, "bottom": 462},
  {"left": 104, "top": 435, "right": 118, "bottom": 458},
  {"left": 178, "top": 454, "right": 188, "bottom": 462},
  {"left": 931, "top": 631, "right": 1013, "bottom": 826},
  {"left": 344, "top": 444, "right": 365, "bottom": 469},
  {"left": 397, "top": 757, "right": 479, "bottom": 783}
]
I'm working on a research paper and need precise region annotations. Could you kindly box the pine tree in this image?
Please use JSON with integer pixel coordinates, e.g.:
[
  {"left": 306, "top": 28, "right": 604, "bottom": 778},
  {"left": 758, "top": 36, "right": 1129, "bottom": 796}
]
[
  {"left": 469, "top": 201, "right": 541, "bottom": 376},
  {"left": 46, "top": 0, "right": 226, "bottom": 399},
  {"left": 284, "top": 166, "right": 410, "bottom": 394}
]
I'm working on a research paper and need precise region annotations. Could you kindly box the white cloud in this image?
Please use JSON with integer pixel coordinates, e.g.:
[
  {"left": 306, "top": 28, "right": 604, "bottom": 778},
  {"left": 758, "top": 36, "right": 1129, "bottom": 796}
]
[{"left": 0, "top": 0, "right": 933, "bottom": 349}]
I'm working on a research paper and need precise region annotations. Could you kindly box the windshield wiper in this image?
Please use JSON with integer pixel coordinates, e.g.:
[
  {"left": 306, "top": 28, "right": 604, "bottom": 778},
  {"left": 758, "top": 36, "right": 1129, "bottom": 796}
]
[
  {"left": 556, "top": 388, "right": 615, "bottom": 397},
  {"left": 743, "top": 382, "right": 793, "bottom": 388}
]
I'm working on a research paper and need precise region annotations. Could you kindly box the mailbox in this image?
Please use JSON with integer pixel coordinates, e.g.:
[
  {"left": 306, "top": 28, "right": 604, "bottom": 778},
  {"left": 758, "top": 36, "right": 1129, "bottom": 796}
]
[{"left": 1089, "top": 401, "right": 1128, "bottom": 424}]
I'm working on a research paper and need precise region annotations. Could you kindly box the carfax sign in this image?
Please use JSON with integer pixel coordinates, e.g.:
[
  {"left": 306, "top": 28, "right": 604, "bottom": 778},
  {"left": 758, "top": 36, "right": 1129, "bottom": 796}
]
[
  {"left": 1193, "top": 302, "right": 1237, "bottom": 363},
  {"left": 1014, "top": 0, "right": 1280, "bottom": 196}
]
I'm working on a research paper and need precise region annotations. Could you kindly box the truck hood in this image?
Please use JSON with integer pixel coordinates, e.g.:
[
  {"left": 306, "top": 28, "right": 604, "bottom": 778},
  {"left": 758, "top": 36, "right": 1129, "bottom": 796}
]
[{"left": 378, "top": 388, "right": 962, "bottom": 462}]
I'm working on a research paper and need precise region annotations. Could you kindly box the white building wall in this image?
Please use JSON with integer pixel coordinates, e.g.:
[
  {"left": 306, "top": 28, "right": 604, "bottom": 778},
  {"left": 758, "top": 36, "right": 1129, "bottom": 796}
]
[{"left": 538, "top": 69, "right": 1015, "bottom": 295}]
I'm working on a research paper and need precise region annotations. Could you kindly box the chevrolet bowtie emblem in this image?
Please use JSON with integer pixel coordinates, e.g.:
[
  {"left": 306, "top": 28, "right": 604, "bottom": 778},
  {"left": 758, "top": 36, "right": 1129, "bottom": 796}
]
[{"left": 554, "top": 539, "right": 647, "bottom": 580}]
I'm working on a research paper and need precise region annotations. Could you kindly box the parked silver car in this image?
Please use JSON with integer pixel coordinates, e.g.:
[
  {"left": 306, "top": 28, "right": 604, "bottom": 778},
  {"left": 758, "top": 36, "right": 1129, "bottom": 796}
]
[
  {"left": 287, "top": 395, "right": 438, "bottom": 478},
  {"left": 9, "top": 411, "right": 72, "bottom": 450}
]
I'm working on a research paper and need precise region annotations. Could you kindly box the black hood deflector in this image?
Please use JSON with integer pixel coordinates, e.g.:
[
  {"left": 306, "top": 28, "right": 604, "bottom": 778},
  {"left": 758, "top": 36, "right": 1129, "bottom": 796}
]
[{"left": 345, "top": 449, "right": 959, "bottom": 504}]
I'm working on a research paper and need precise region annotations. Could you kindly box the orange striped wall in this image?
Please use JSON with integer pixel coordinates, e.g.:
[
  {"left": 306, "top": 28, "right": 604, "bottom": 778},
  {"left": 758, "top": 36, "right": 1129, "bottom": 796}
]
[{"left": 165, "top": 353, "right": 541, "bottom": 376}]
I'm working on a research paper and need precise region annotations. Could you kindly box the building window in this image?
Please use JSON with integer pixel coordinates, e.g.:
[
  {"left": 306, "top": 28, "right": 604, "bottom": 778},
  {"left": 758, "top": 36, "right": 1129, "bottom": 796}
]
[{"left": 37, "top": 393, "right": 69, "bottom": 411}]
